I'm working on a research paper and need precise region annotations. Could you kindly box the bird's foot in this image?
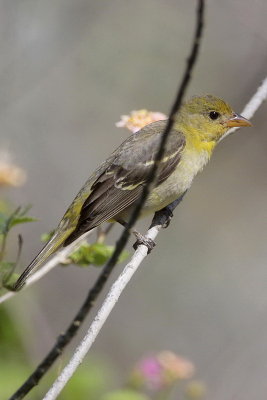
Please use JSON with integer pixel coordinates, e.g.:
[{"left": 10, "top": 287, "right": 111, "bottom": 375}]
[
  {"left": 161, "top": 207, "right": 173, "bottom": 228},
  {"left": 153, "top": 207, "right": 173, "bottom": 229},
  {"left": 133, "top": 231, "right": 156, "bottom": 254}
]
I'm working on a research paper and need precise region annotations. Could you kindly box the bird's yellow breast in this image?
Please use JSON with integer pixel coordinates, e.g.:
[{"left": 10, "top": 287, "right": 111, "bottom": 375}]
[{"left": 143, "top": 139, "right": 215, "bottom": 214}]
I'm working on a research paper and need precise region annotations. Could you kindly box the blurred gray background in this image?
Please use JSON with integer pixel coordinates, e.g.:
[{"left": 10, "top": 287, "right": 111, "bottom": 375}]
[{"left": 1, "top": 0, "right": 267, "bottom": 399}]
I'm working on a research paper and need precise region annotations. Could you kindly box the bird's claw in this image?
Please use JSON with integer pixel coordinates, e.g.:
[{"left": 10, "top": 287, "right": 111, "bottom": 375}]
[
  {"left": 133, "top": 232, "right": 156, "bottom": 254},
  {"left": 162, "top": 207, "right": 173, "bottom": 228}
]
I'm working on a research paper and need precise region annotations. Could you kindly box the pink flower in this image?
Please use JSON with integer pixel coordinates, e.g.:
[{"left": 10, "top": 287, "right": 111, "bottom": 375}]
[
  {"left": 0, "top": 151, "right": 26, "bottom": 187},
  {"left": 116, "top": 109, "right": 167, "bottom": 133},
  {"left": 137, "top": 356, "right": 163, "bottom": 391},
  {"left": 129, "top": 351, "right": 195, "bottom": 392},
  {"left": 158, "top": 351, "right": 195, "bottom": 382}
]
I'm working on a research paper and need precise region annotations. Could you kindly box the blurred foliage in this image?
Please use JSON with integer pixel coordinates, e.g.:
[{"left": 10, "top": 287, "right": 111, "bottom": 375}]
[
  {"left": 0, "top": 279, "right": 204, "bottom": 399},
  {"left": 57, "top": 357, "right": 113, "bottom": 400},
  {"left": 0, "top": 307, "right": 32, "bottom": 398},
  {"left": 185, "top": 381, "right": 206, "bottom": 400},
  {"left": 0, "top": 206, "right": 36, "bottom": 235},
  {"left": 0, "top": 306, "right": 206, "bottom": 400},
  {"left": 0, "top": 302, "right": 113, "bottom": 399},
  {"left": 0, "top": 205, "right": 36, "bottom": 290},
  {"left": 64, "top": 242, "right": 129, "bottom": 267},
  {"left": 42, "top": 230, "right": 129, "bottom": 268},
  {"left": 101, "top": 390, "right": 149, "bottom": 400},
  {"left": 0, "top": 206, "right": 128, "bottom": 292},
  {"left": 0, "top": 200, "right": 201, "bottom": 400},
  {"left": 0, "top": 307, "right": 26, "bottom": 358},
  {"left": 0, "top": 205, "right": 36, "bottom": 254}
]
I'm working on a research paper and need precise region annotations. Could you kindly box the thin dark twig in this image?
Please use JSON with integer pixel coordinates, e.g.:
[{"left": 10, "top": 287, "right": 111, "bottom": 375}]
[{"left": 9, "top": 2, "right": 204, "bottom": 399}]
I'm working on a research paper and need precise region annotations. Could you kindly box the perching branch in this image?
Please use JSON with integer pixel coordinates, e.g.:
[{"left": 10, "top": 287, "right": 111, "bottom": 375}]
[{"left": 9, "top": 2, "right": 205, "bottom": 399}]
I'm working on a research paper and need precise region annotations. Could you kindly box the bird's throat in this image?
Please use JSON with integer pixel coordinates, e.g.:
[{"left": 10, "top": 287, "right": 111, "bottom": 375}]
[{"left": 186, "top": 135, "right": 216, "bottom": 157}]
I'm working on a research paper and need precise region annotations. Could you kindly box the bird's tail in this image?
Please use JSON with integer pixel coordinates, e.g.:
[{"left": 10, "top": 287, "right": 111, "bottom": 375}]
[{"left": 13, "top": 226, "right": 72, "bottom": 291}]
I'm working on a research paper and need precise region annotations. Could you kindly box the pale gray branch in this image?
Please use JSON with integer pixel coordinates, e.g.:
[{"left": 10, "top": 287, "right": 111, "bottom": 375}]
[{"left": 43, "top": 224, "right": 160, "bottom": 400}]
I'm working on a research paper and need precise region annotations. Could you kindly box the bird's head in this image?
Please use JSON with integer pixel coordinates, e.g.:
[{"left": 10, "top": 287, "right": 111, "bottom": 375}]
[{"left": 177, "top": 95, "right": 252, "bottom": 143}]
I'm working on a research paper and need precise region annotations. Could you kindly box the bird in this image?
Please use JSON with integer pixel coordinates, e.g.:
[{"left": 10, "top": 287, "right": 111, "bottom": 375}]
[{"left": 13, "top": 95, "right": 252, "bottom": 291}]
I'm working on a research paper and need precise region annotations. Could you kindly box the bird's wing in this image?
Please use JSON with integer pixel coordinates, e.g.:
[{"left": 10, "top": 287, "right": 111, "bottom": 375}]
[
  {"left": 64, "top": 120, "right": 185, "bottom": 245},
  {"left": 13, "top": 121, "right": 185, "bottom": 289}
]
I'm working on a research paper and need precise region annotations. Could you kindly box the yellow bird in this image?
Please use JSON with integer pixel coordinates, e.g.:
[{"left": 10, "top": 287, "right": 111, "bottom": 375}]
[{"left": 13, "top": 95, "right": 251, "bottom": 290}]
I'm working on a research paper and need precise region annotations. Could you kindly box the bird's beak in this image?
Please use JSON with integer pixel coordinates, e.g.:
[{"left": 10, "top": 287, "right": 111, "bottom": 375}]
[{"left": 225, "top": 114, "right": 252, "bottom": 128}]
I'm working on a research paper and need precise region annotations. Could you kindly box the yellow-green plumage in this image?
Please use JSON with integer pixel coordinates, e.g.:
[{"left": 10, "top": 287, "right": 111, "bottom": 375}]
[{"left": 13, "top": 95, "right": 251, "bottom": 290}]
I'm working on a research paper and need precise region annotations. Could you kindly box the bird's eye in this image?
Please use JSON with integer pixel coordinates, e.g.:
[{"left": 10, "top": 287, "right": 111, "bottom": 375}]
[{"left": 209, "top": 111, "right": 220, "bottom": 120}]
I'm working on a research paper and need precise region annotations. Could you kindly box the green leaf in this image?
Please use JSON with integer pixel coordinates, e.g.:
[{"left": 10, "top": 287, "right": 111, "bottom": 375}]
[
  {"left": 2, "top": 273, "right": 20, "bottom": 290},
  {"left": 87, "top": 243, "right": 114, "bottom": 266},
  {"left": 41, "top": 230, "right": 55, "bottom": 243},
  {"left": 0, "top": 206, "right": 36, "bottom": 236},
  {"left": 9, "top": 215, "right": 37, "bottom": 228},
  {"left": 0, "top": 261, "right": 20, "bottom": 290},
  {"left": 66, "top": 242, "right": 129, "bottom": 268}
]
